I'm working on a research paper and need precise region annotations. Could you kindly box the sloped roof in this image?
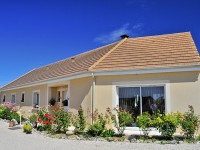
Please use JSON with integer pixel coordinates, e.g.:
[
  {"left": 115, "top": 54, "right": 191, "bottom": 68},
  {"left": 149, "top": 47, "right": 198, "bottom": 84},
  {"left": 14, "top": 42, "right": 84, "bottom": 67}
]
[
  {"left": 89, "top": 32, "right": 200, "bottom": 71},
  {"left": 2, "top": 32, "right": 200, "bottom": 90},
  {"left": 2, "top": 42, "right": 119, "bottom": 90}
]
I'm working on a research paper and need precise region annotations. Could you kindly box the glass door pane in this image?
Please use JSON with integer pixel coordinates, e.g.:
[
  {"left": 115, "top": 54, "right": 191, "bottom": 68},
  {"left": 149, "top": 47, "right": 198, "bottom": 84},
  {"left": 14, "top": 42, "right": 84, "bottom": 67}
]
[
  {"left": 119, "top": 87, "right": 140, "bottom": 119},
  {"left": 11, "top": 95, "right": 15, "bottom": 103},
  {"left": 141, "top": 86, "right": 165, "bottom": 114}
]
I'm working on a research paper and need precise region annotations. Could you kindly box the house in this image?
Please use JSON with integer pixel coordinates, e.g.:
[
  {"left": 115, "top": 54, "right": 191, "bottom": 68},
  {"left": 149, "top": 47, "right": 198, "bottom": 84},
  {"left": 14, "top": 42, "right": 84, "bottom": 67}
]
[{"left": 1, "top": 32, "right": 200, "bottom": 123}]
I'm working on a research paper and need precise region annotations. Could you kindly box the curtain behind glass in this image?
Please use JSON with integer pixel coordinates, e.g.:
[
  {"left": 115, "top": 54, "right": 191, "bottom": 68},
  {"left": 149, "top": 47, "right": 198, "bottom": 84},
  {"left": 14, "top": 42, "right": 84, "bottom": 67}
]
[
  {"left": 141, "top": 86, "right": 165, "bottom": 114},
  {"left": 119, "top": 87, "right": 140, "bottom": 116}
]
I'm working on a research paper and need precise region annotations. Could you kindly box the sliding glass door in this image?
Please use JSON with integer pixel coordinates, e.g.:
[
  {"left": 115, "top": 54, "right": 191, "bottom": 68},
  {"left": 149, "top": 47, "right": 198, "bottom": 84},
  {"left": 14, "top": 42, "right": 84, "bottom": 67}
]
[
  {"left": 119, "top": 87, "right": 140, "bottom": 118},
  {"left": 141, "top": 86, "right": 165, "bottom": 114},
  {"left": 119, "top": 86, "right": 165, "bottom": 119}
]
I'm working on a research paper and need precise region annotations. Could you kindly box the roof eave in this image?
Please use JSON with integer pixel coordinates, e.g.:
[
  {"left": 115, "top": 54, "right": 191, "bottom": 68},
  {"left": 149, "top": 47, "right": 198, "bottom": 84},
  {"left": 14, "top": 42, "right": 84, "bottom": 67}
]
[{"left": 2, "top": 64, "right": 200, "bottom": 92}]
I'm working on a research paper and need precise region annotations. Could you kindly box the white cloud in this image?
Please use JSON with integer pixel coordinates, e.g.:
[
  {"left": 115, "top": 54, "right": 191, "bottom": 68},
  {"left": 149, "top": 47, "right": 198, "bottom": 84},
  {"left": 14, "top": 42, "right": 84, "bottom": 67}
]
[{"left": 94, "top": 23, "right": 144, "bottom": 44}]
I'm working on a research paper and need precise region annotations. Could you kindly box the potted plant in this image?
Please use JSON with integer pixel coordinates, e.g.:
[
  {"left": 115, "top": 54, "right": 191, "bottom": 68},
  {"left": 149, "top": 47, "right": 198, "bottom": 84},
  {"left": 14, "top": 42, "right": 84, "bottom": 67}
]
[
  {"left": 23, "top": 122, "right": 33, "bottom": 134},
  {"left": 9, "top": 119, "right": 18, "bottom": 127}
]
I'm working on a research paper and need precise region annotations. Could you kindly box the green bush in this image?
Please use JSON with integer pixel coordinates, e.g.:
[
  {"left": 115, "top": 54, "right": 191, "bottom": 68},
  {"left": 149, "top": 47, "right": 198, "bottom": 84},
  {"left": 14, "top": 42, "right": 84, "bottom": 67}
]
[
  {"left": 86, "top": 109, "right": 107, "bottom": 137},
  {"left": 0, "top": 105, "right": 4, "bottom": 118},
  {"left": 152, "top": 113, "right": 178, "bottom": 140},
  {"left": 55, "top": 108, "right": 70, "bottom": 132},
  {"left": 181, "top": 105, "right": 200, "bottom": 139},
  {"left": 136, "top": 112, "right": 152, "bottom": 137},
  {"left": 0, "top": 105, "right": 12, "bottom": 120},
  {"left": 73, "top": 106, "right": 86, "bottom": 133},
  {"left": 28, "top": 113, "right": 38, "bottom": 124},
  {"left": 100, "top": 129, "right": 115, "bottom": 137},
  {"left": 196, "top": 134, "right": 200, "bottom": 141},
  {"left": 109, "top": 108, "right": 133, "bottom": 136},
  {"left": 10, "top": 111, "right": 20, "bottom": 123},
  {"left": 23, "top": 123, "right": 33, "bottom": 133},
  {"left": 87, "top": 121, "right": 105, "bottom": 137},
  {"left": 37, "top": 108, "right": 52, "bottom": 131}
]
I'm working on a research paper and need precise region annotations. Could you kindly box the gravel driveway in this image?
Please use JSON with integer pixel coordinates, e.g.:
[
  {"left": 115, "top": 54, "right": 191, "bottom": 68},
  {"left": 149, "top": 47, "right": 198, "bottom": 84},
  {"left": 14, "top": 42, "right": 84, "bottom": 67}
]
[{"left": 0, "top": 121, "right": 200, "bottom": 150}]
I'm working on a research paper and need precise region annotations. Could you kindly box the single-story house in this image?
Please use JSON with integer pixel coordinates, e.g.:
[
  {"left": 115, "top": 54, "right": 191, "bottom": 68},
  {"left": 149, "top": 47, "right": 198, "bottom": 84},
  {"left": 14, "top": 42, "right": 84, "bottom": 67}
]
[{"left": 1, "top": 32, "right": 200, "bottom": 123}]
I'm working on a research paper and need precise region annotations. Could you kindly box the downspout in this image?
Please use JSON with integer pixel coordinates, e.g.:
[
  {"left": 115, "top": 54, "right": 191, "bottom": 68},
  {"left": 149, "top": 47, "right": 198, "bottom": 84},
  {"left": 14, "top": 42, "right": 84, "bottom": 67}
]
[{"left": 91, "top": 72, "right": 95, "bottom": 124}]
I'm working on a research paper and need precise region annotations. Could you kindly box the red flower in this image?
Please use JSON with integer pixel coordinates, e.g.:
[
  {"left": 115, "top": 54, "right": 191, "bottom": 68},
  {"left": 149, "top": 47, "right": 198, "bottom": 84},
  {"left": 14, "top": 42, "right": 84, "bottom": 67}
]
[
  {"left": 45, "top": 114, "right": 50, "bottom": 117},
  {"left": 53, "top": 122, "right": 57, "bottom": 124},
  {"left": 37, "top": 116, "right": 42, "bottom": 123}
]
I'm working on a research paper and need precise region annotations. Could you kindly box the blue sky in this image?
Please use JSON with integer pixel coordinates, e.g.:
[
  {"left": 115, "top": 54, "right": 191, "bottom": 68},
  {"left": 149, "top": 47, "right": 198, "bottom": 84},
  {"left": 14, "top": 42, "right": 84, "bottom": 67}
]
[{"left": 0, "top": 0, "right": 200, "bottom": 87}]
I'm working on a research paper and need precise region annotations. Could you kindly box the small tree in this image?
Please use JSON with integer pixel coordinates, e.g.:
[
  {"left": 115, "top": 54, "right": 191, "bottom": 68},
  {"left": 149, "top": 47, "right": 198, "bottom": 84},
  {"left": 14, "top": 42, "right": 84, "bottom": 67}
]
[
  {"left": 181, "top": 105, "right": 200, "bottom": 139},
  {"left": 73, "top": 106, "right": 86, "bottom": 133}
]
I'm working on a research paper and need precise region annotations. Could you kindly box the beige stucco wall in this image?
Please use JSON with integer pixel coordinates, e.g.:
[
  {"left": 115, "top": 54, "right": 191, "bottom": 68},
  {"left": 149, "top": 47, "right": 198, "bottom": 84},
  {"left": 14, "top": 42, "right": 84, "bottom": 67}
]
[
  {"left": 1, "top": 71, "right": 200, "bottom": 119},
  {"left": 1, "top": 84, "right": 47, "bottom": 116},
  {"left": 94, "top": 71, "right": 200, "bottom": 115},
  {"left": 69, "top": 77, "right": 92, "bottom": 121}
]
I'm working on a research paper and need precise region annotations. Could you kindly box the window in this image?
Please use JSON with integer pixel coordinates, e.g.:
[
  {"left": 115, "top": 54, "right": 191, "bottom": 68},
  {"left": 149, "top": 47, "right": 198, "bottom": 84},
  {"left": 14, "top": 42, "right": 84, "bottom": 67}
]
[
  {"left": 21, "top": 92, "right": 25, "bottom": 102},
  {"left": 11, "top": 93, "right": 16, "bottom": 103},
  {"left": 57, "top": 91, "right": 61, "bottom": 102},
  {"left": 3, "top": 95, "right": 6, "bottom": 102},
  {"left": 119, "top": 86, "right": 165, "bottom": 119},
  {"left": 33, "top": 91, "right": 40, "bottom": 108}
]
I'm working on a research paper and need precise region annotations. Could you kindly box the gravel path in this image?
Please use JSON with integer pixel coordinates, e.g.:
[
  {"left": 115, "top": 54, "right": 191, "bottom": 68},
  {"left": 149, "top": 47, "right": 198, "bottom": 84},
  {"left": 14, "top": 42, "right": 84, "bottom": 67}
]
[{"left": 0, "top": 121, "right": 200, "bottom": 150}]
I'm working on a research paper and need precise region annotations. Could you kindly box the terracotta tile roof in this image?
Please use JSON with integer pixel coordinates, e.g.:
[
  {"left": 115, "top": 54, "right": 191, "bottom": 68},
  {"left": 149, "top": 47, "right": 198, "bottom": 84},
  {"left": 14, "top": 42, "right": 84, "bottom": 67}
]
[
  {"left": 2, "top": 42, "right": 119, "bottom": 89},
  {"left": 2, "top": 32, "right": 200, "bottom": 90},
  {"left": 90, "top": 32, "right": 200, "bottom": 71}
]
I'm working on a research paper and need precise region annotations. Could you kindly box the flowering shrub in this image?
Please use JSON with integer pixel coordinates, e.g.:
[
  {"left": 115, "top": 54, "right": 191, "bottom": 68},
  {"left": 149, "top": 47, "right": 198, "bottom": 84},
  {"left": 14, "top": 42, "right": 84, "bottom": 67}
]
[
  {"left": 37, "top": 108, "right": 52, "bottom": 131},
  {"left": 54, "top": 108, "right": 70, "bottom": 132},
  {"left": 0, "top": 102, "right": 20, "bottom": 122}
]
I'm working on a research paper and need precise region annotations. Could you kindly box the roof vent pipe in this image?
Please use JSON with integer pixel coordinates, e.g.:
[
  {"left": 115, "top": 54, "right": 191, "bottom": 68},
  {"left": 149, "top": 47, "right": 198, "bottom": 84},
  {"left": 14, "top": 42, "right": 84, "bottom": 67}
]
[{"left": 120, "top": 34, "right": 129, "bottom": 39}]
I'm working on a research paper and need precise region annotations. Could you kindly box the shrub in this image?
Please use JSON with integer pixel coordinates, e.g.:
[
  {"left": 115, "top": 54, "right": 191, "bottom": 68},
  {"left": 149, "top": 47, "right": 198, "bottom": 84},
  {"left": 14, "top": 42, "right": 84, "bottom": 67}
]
[
  {"left": 181, "top": 105, "right": 200, "bottom": 139},
  {"left": 0, "top": 105, "right": 12, "bottom": 120},
  {"left": 10, "top": 111, "right": 20, "bottom": 123},
  {"left": 153, "top": 113, "right": 178, "bottom": 140},
  {"left": 28, "top": 113, "right": 38, "bottom": 124},
  {"left": 37, "top": 108, "right": 52, "bottom": 131},
  {"left": 55, "top": 108, "right": 70, "bottom": 132},
  {"left": 87, "top": 109, "right": 107, "bottom": 137},
  {"left": 109, "top": 107, "right": 133, "bottom": 136},
  {"left": 136, "top": 112, "right": 152, "bottom": 137},
  {"left": 23, "top": 122, "right": 33, "bottom": 134},
  {"left": 73, "top": 106, "right": 86, "bottom": 133},
  {"left": 0, "top": 102, "right": 19, "bottom": 121},
  {"left": 23, "top": 124, "right": 27, "bottom": 132},
  {"left": 87, "top": 121, "right": 105, "bottom": 137},
  {"left": 196, "top": 134, "right": 200, "bottom": 141},
  {"left": 100, "top": 129, "right": 115, "bottom": 137}
]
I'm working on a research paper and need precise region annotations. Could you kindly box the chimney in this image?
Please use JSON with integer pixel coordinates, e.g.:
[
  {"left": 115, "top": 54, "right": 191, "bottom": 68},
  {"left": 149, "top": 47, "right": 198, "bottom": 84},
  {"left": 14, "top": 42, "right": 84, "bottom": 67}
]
[
  {"left": 71, "top": 57, "right": 75, "bottom": 62},
  {"left": 120, "top": 34, "right": 129, "bottom": 39}
]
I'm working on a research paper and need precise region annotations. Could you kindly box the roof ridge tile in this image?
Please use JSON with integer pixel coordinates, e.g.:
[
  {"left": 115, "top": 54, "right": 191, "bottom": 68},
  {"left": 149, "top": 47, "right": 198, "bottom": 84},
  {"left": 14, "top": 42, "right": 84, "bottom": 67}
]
[{"left": 88, "top": 37, "right": 128, "bottom": 71}]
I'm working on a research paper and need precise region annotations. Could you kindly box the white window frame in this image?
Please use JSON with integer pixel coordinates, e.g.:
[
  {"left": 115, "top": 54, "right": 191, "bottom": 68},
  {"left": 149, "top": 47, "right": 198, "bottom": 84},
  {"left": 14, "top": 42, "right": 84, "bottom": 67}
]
[
  {"left": 21, "top": 92, "right": 25, "bottom": 103},
  {"left": 112, "top": 81, "right": 169, "bottom": 131},
  {"left": 11, "top": 93, "right": 16, "bottom": 103},
  {"left": 116, "top": 84, "right": 166, "bottom": 114},
  {"left": 32, "top": 90, "right": 40, "bottom": 108},
  {"left": 112, "top": 80, "right": 170, "bottom": 114}
]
